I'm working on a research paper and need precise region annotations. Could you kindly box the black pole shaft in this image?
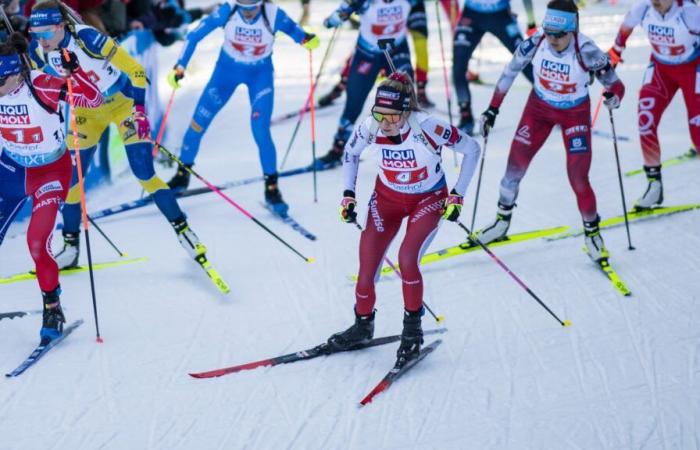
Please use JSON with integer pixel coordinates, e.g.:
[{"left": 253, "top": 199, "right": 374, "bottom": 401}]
[
  {"left": 470, "top": 134, "right": 488, "bottom": 231},
  {"left": 83, "top": 229, "right": 102, "bottom": 340},
  {"left": 87, "top": 216, "right": 125, "bottom": 257},
  {"left": 608, "top": 109, "right": 635, "bottom": 250}
]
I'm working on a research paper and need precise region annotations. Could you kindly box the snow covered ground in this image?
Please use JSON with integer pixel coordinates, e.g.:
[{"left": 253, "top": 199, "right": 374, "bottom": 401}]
[{"left": 2, "top": 0, "right": 699, "bottom": 448}]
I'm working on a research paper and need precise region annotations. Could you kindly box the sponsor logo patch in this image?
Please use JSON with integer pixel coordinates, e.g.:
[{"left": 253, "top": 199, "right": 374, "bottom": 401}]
[{"left": 36, "top": 180, "right": 62, "bottom": 198}]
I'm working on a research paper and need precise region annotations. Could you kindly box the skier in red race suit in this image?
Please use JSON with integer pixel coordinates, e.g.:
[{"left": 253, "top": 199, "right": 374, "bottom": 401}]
[
  {"left": 0, "top": 32, "right": 102, "bottom": 343},
  {"left": 325, "top": 73, "right": 480, "bottom": 367},
  {"left": 476, "top": 0, "right": 625, "bottom": 262},
  {"left": 608, "top": 0, "right": 700, "bottom": 209}
]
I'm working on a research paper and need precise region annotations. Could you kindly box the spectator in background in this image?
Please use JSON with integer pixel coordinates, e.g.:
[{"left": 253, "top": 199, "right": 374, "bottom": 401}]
[
  {"left": 125, "top": 0, "right": 214, "bottom": 45},
  {"left": 2, "top": 0, "right": 28, "bottom": 35}
]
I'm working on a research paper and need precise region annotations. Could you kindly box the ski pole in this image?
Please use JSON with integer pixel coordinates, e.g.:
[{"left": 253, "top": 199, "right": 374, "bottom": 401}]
[
  {"left": 434, "top": 0, "right": 459, "bottom": 168},
  {"left": 147, "top": 136, "right": 315, "bottom": 263},
  {"left": 608, "top": 108, "right": 635, "bottom": 250},
  {"left": 455, "top": 221, "right": 571, "bottom": 327},
  {"left": 469, "top": 133, "right": 488, "bottom": 231},
  {"left": 87, "top": 216, "right": 128, "bottom": 257},
  {"left": 62, "top": 49, "right": 103, "bottom": 343},
  {"left": 353, "top": 222, "right": 445, "bottom": 323},
  {"left": 308, "top": 49, "right": 318, "bottom": 203},
  {"left": 151, "top": 88, "right": 177, "bottom": 157},
  {"left": 591, "top": 92, "right": 604, "bottom": 127},
  {"left": 280, "top": 27, "right": 339, "bottom": 170}
]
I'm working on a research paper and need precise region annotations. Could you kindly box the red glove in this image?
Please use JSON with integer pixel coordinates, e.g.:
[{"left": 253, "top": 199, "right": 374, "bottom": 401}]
[
  {"left": 132, "top": 105, "right": 151, "bottom": 139},
  {"left": 607, "top": 46, "right": 623, "bottom": 68}
]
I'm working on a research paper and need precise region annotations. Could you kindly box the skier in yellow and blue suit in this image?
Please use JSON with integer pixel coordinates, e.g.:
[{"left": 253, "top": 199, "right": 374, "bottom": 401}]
[{"left": 28, "top": 0, "right": 211, "bottom": 270}]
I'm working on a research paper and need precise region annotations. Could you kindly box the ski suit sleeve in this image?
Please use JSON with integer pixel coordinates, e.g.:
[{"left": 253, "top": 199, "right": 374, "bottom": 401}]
[
  {"left": 31, "top": 69, "right": 104, "bottom": 111},
  {"left": 343, "top": 116, "right": 374, "bottom": 194},
  {"left": 273, "top": 6, "right": 307, "bottom": 43},
  {"left": 176, "top": 2, "right": 232, "bottom": 69},
  {"left": 580, "top": 39, "right": 626, "bottom": 101},
  {"left": 488, "top": 32, "right": 542, "bottom": 109},
  {"left": 420, "top": 115, "right": 480, "bottom": 196},
  {"left": 331, "top": 0, "right": 364, "bottom": 24},
  {"left": 75, "top": 27, "right": 148, "bottom": 106},
  {"left": 682, "top": 3, "right": 700, "bottom": 35},
  {"left": 613, "top": 0, "right": 648, "bottom": 50}
]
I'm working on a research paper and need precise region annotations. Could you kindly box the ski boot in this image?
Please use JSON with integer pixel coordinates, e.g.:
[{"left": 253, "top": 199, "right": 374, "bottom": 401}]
[
  {"left": 326, "top": 308, "right": 375, "bottom": 352},
  {"left": 458, "top": 102, "right": 474, "bottom": 136},
  {"left": 40, "top": 286, "right": 65, "bottom": 344},
  {"left": 54, "top": 231, "right": 80, "bottom": 270},
  {"left": 167, "top": 164, "right": 192, "bottom": 192},
  {"left": 171, "top": 216, "right": 207, "bottom": 260},
  {"left": 475, "top": 203, "right": 514, "bottom": 245},
  {"left": 634, "top": 165, "right": 663, "bottom": 211},
  {"left": 583, "top": 215, "right": 609, "bottom": 262},
  {"left": 264, "top": 173, "right": 289, "bottom": 217},
  {"left": 318, "top": 78, "right": 347, "bottom": 107},
  {"left": 395, "top": 309, "right": 423, "bottom": 368},
  {"left": 416, "top": 81, "right": 435, "bottom": 109},
  {"left": 313, "top": 138, "right": 346, "bottom": 170}
]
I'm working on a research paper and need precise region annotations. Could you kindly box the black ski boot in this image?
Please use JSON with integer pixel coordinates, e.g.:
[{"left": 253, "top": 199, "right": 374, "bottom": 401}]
[
  {"left": 40, "top": 286, "right": 65, "bottom": 344},
  {"left": 318, "top": 78, "right": 347, "bottom": 107},
  {"left": 395, "top": 309, "right": 423, "bottom": 368},
  {"left": 458, "top": 102, "right": 474, "bottom": 136},
  {"left": 264, "top": 173, "right": 289, "bottom": 216},
  {"left": 326, "top": 309, "right": 375, "bottom": 352},
  {"left": 416, "top": 81, "right": 435, "bottom": 109},
  {"left": 167, "top": 164, "right": 192, "bottom": 191},
  {"left": 314, "top": 138, "right": 346, "bottom": 170},
  {"left": 54, "top": 231, "right": 80, "bottom": 270}
]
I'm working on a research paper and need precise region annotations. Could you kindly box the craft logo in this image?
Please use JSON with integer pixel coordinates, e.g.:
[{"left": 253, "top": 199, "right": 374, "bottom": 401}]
[
  {"left": 540, "top": 59, "right": 570, "bottom": 81},
  {"left": 235, "top": 26, "right": 262, "bottom": 43},
  {"left": 648, "top": 24, "right": 675, "bottom": 44},
  {"left": 382, "top": 148, "right": 416, "bottom": 169},
  {"left": 0, "top": 105, "right": 30, "bottom": 125}
]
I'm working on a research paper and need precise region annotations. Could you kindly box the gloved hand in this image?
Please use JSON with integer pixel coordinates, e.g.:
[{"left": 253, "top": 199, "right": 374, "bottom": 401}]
[
  {"left": 607, "top": 45, "right": 623, "bottom": 68},
  {"left": 526, "top": 22, "right": 537, "bottom": 36},
  {"left": 302, "top": 33, "right": 320, "bottom": 51},
  {"left": 603, "top": 91, "right": 621, "bottom": 110},
  {"left": 339, "top": 190, "right": 357, "bottom": 223},
  {"left": 167, "top": 65, "right": 185, "bottom": 89},
  {"left": 441, "top": 190, "right": 463, "bottom": 222},
  {"left": 60, "top": 50, "right": 80, "bottom": 74},
  {"left": 479, "top": 106, "right": 499, "bottom": 137},
  {"left": 132, "top": 105, "right": 151, "bottom": 139},
  {"left": 324, "top": 11, "right": 342, "bottom": 28}
]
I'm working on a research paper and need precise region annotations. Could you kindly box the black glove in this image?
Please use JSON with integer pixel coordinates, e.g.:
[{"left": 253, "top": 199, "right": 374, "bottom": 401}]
[
  {"left": 479, "top": 106, "right": 499, "bottom": 137},
  {"left": 60, "top": 50, "right": 80, "bottom": 74}
]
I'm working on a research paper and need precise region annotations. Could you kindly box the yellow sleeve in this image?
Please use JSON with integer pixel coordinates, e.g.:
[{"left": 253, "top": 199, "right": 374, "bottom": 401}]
[{"left": 102, "top": 38, "right": 147, "bottom": 90}]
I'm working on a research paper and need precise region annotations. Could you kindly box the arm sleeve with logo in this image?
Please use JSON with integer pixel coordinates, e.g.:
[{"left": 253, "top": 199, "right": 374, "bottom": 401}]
[
  {"left": 614, "top": 0, "right": 647, "bottom": 49},
  {"left": 342, "top": 117, "right": 374, "bottom": 194},
  {"left": 420, "top": 115, "right": 481, "bottom": 196},
  {"left": 489, "top": 32, "right": 543, "bottom": 109},
  {"left": 273, "top": 6, "right": 307, "bottom": 43},
  {"left": 76, "top": 26, "right": 148, "bottom": 106},
  {"left": 32, "top": 70, "right": 103, "bottom": 111},
  {"left": 580, "top": 38, "right": 625, "bottom": 100},
  {"left": 176, "top": 2, "right": 231, "bottom": 69}
]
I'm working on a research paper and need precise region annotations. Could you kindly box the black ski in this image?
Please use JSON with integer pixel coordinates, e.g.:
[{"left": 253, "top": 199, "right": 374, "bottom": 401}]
[
  {"left": 359, "top": 339, "right": 443, "bottom": 406},
  {"left": 0, "top": 309, "right": 42, "bottom": 322},
  {"left": 6, "top": 319, "right": 84, "bottom": 377},
  {"left": 189, "top": 328, "right": 447, "bottom": 379}
]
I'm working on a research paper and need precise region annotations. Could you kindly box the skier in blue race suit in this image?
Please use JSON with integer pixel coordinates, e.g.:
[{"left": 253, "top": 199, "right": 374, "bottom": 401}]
[
  {"left": 0, "top": 152, "right": 27, "bottom": 246},
  {"left": 166, "top": 0, "right": 319, "bottom": 216}
]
